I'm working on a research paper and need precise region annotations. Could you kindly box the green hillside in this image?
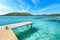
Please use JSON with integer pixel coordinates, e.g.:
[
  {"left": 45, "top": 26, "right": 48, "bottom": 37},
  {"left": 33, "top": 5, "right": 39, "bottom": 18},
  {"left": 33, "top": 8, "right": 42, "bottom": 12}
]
[
  {"left": 2, "top": 12, "right": 33, "bottom": 16},
  {"left": 36, "top": 13, "right": 60, "bottom": 16},
  {"left": 47, "top": 14, "right": 60, "bottom": 16}
]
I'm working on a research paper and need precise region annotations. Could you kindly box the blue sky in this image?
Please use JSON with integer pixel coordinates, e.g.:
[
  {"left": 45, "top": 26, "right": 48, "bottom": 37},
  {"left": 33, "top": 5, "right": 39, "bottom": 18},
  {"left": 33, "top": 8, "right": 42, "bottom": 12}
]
[{"left": 0, "top": 0, "right": 60, "bottom": 15}]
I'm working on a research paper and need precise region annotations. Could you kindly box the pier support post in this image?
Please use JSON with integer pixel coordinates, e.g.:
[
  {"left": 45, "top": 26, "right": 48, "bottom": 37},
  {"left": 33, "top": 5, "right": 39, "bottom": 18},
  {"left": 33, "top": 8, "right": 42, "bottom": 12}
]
[
  {"left": 30, "top": 24, "right": 32, "bottom": 29},
  {"left": 27, "top": 24, "right": 29, "bottom": 28},
  {"left": 27, "top": 23, "right": 32, "bottom": 29}
]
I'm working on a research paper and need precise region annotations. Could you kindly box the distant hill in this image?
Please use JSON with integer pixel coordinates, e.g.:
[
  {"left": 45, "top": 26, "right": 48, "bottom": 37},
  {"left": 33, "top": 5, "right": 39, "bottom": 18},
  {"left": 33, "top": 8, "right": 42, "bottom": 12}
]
[
  {"left": 36, "top": 13, "right": 60, "bottom": 16},
  {"left": 47, "top": 14, "right": 60, "bottom": 16},
  {"left": 2, "top": 12, "right": 33, "bottom": 16},
  {"left": 1, "top": 12, "right": 60, "bottom": 16}
]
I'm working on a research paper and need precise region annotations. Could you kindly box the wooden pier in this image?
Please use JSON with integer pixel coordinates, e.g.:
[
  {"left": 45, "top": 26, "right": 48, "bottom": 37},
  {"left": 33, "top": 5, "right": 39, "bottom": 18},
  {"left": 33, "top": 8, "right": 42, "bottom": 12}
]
[
  {"left": 0, "top": 29, "right": 18, "bottom": 40},
  {"left": 0, "top": 21, "right": 33, "bottom": 29},
  {"left": 0, "top": 21, "right": 33, "bottom": 40}
]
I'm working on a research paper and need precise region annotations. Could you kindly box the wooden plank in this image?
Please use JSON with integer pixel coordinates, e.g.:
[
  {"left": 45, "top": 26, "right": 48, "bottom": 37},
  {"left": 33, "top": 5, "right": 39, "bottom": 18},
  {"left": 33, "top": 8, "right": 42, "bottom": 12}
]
[
  {"left": 0, "top": 21, "right": 33, "bottom": 29},
  {"left": 0, "top": 29, "right": 18, "bottom": 40}
]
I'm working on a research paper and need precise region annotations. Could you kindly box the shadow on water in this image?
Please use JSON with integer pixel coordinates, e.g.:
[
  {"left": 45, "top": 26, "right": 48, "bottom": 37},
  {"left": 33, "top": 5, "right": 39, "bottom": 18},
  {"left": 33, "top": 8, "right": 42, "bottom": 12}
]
[
  {"left": 15, "top": 27, "right": 39, "bottom": 40},
  {"left": 46, "top": 19, "right": 60, "bottom": 23}
]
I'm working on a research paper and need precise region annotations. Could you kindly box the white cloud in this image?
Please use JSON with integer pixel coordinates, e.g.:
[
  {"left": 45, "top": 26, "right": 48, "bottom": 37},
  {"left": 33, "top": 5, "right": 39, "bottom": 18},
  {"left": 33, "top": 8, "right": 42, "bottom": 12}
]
[
  {"left": 31, "top": 0, "right": 40, "bottom": 4},
  {"left": 0, "top": 12, "right": 8, "bottom": 15},
  {"left": 0, "top": 0, "right": 19, "bottom": 10},
  {"left": 0, "top": 0, "right": 21, "bottom": 15},
  {"left": 0, "top": 0, "right": 7, "bottom": 3},
  {"left": 38, "top": 4, "right": 60, "bottom": 12},
  {"left": 0, "top": 4, "right": 17, "bottom": 11},
  {"left": 0, "top": 4, "right": 19, "bottom": 15},
  {"left": 0, "top": 5, "right": 9, "bottom": 10},
  {"left": 26, "top": 5, "right": 30, "bottom": 11},
  {"left": 0, "top": 0, "right": 9, "bottom": 10},
  {"left": 17, "top": 0, "right": 25, "bottom": 6},
  {"left": 31, "top": 4, "right": 60, "bottom": 14},
  {"left": 17, "top": 0, "right": 26, "bottom": 12},
  {"left": 31, "top": 0, "right": 37, "bottom": 4},
  {"left": 20, "top": 5, "right": 25, "bottom": 12},
  {"left": 17, "top": 0, "right": 31, "bottom": 12}
]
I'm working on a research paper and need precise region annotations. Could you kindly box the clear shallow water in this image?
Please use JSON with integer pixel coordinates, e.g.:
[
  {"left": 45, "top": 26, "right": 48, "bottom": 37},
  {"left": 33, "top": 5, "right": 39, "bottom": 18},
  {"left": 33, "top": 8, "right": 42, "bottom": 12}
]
[{"left": 0, "top": 16, "right": 60, "bottom": 40}]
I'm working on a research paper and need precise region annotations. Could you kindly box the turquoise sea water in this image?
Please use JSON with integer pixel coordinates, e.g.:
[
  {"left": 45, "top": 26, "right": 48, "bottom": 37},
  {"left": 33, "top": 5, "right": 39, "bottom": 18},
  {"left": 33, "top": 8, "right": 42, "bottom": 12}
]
[{"left": 0, "top": 16, "right": 60, "bottom": 40}]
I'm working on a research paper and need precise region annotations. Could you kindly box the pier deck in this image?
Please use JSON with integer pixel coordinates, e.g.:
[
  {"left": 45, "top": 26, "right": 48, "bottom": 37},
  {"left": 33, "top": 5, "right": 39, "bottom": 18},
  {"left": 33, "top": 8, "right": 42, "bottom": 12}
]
[
  {"left": 0, "top": 29, "right": 18, "bottom": 40},
  {"left": 0, "top": 21, "right": 33, "bottom": 40},
  {"left": 0, "top": 21, "right": 33, "bottom": 29}
]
